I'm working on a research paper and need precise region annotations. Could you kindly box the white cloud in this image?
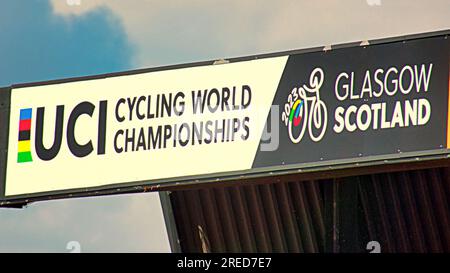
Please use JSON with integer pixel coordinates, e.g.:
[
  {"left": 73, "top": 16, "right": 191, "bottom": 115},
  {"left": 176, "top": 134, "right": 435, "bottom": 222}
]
[
  {"left": 50, "top": 0, "right": 450, "bottom": 68},
  {"left": 0, "top": 192, "right": 171, "bottom": 252}
]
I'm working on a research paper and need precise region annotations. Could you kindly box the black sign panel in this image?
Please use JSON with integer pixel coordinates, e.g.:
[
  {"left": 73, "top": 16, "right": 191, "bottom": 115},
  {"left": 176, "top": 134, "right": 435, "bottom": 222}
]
[{"left": 253, "top": 36, "right": 449, "bottom": 168}]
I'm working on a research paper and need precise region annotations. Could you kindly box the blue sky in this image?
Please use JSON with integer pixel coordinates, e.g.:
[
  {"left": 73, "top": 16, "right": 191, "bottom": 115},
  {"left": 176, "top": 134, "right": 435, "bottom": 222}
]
[
  {"left": 0, "top": 0, "right": 133, "bottom": 86},
  {"left": 0, "top": 0, "right": 449, "bottom": 252}
]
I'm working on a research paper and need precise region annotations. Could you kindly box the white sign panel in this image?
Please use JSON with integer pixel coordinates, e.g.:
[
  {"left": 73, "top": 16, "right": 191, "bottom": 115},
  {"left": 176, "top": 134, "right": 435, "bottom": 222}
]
[{"left": 6, "top": 57, "right": 287, "bottom": 196}]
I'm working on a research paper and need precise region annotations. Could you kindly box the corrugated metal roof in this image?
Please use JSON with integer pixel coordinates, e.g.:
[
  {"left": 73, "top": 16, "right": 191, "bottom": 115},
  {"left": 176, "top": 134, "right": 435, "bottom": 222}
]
[{"left": 169, "top": 166, "right": 450, "bottom": 253}]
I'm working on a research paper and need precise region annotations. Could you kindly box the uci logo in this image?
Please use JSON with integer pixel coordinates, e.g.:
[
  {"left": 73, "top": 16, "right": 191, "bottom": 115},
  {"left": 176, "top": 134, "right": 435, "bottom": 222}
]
[
  {"left": 281, "top": 68, "right": 328, "bottom": 143},
  {"left": 17, "top": 101, "right": 107, "bottom": 163}
]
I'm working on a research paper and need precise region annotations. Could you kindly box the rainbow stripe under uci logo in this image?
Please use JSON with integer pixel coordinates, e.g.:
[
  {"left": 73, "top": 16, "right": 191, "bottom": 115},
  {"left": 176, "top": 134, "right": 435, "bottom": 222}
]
[{"left": 17, "top": 108, "right": 33, "bottom": 163}]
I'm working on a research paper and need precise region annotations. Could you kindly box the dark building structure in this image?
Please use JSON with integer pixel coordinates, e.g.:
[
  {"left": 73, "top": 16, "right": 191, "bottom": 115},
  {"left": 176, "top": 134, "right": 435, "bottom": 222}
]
[{"left": 167, "top": 163, "right": 450, "bottom": 253}]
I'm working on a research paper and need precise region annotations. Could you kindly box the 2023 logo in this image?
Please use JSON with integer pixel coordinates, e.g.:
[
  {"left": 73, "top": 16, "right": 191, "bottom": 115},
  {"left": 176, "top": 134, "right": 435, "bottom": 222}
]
[{"left": 281, "top": 68, "right": 327, "bottom": 143}]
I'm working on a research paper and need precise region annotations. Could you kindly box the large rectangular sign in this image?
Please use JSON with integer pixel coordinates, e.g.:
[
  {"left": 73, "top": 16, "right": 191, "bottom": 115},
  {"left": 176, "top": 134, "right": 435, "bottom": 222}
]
[{"left": 1, "top": 31, "right": 449, "bottom": 201}]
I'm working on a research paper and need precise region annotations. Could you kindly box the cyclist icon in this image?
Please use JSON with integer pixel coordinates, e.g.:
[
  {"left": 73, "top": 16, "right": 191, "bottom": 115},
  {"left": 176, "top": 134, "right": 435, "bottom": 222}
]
[{"left": 282, "top": 68, "right": 327, "bottom": 143}]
